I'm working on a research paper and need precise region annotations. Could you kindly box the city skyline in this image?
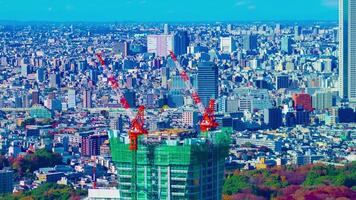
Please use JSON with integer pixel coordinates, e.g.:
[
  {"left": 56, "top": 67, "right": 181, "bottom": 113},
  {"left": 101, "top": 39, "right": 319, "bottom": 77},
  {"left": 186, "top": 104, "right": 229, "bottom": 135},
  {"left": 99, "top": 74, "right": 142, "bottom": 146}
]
[{"left": 0, "top": 0, "right": 339, "bottom": 22}]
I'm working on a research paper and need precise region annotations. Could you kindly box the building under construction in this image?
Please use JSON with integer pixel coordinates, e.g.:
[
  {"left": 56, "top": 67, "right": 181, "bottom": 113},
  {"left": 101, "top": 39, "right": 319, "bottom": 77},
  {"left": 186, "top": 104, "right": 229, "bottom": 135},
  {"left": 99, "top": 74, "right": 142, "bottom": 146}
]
[{"left": 109, "top": 127, "right": 231, "bottom": 200}]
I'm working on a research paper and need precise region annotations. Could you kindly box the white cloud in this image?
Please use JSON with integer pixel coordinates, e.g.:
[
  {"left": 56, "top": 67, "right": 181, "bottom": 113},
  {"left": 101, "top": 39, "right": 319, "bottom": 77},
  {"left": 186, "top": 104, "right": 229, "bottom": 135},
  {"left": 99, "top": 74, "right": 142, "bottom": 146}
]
[
  {"left": 322, "top": 0, "right": 338, "bottom": 8},
  {"left": 234, "top": 0, "right": 255, "bottom": 9}
]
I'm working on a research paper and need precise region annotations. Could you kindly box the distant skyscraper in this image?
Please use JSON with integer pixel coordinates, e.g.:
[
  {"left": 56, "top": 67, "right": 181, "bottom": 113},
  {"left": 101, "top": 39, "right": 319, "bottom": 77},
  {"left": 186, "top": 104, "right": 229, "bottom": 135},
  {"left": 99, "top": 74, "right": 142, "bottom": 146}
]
[
  {"left": 161, "top": 67, "right": 170, "bottom": 88},
  {"left": 124, "top": 90, "right": 136, "bottom": 108},
  {"left": 243, "top": 34, "right": 257, "bottom": 51},
  {"left": 89, "top": 68, "right": 98, "bottom": 84},
  {"left": 198, "top": 62, "right": 218, "bottom": 107},
  {"left": 49, "top": 72, "right": 60, "bottom": 88},
  {"left": 220, "top": 37, "right": 236, "bottom": 53},
  {"left": 147, "top": 34, "right": 174, "bottom": 57},
  {"left": 83, "top": 89, "right": 92, "bottom": 108},
  {"left": 163, "top": 23, "right": 169, "bottom": 34},
  {"left": 36, "top": 68, "right": 45, "bottom": 82},
  {"left": 115, "top": 41, "right": 129, "bottom": 57},
  {"left": 281, "top": 36, "right": 292, "bottom": 54},
  {"left": 31, "top": 90, "right": 40, "bottom": 106},
  {"left": 0, "top": 169, "right": 13, "bottom": 194},
  {"left": 277, "top": 75, "right": 290, "bottom": 89},
  {"left": 67, "top": 89, "right": 76, "bottom": 109},
  {"left": 174, "top": 31, "right": 190, "bottom": 55},
  {"left": 227, "top": 24, "right": 233, "bottom": 32},
  {"left": 294, "top": 26, "right": 302, "bottom": 39},
  {"left": 21, "top": 64, "right": 30, "bottom": 77},
  {"left": 264, "top": 108, "right": 282, "bottom": 130},
  {"left": 82, "top": 134, "right": 108, "bottom": 157},
  {"left": 292, "top": 93, "right": 313, "bottom": 112},
  {"left": 339, "top": 0, "right": 356, "bottom": 104}
]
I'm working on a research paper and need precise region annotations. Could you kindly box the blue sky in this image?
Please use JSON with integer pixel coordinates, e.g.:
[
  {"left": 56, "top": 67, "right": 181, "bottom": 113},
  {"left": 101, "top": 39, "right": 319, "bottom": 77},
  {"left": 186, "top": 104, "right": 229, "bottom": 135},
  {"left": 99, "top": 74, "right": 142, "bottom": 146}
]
[{"left": 0, "top": 0, "right": 339, "bottom": 22}]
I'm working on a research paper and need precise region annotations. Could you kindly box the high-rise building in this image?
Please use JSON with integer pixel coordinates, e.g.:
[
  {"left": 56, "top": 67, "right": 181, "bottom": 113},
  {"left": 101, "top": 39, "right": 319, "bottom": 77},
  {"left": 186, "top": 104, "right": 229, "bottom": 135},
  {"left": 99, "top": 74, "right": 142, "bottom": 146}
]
[
  {"left": 36, "top": 68, "right": 45, "bottom": 82},
  {"left": 292, "top": 93, "right": 313, "bottom": 112},
  {"left": 174, "top": 31, "right": 190, "bottom": 55},
  {"left": 89, "top": 69, "right": 98, "bottom": 84},
  {"left": 276, "top": 75, "right": 290, "bottom": 89},
  {"left": 281, "top": 36, "right": 292, "bottom": 54},
  {"left": 182, "top": 110, "right": 199, "bottom": 127},
  {"left": 83, "top": 89, "right": 92, "bottom": 109},
  {"left": 294, "top": 26, "right": 302, "bottom": 39},
  {"left": 147, "top": 34, "right": 174, "bottom": 57},
  {"left": 124, "top": 90, "right": 136, "bottom": 108},
  {"left": 163, "top": 23, "right": 169, "bottom": 34},
  {"left": 220, "top": 37, "right": 236, "bottom": 53},
  {"left": 243, "top": 34, "right": 257, "bottom": 51},
  {"left": 0, "top": 169, "right": 13, "bottom": 194},
  {"left": 115, "top": 41, "right": 129, "bottom": 57},
  {"left": 82, "top": 134, "right": 109, "bottom": 157},
  {"left": 339, "top": 0, "right": 356, "bottom": 104},
  {"left": 31, "top": 90, "right": 40, "bottom": 106},
  {"left": 21, "top": 64, "right": 30, "bottom": 77},
  {"left": 198, "top": 62, "right": 218, "bottom": 107},
  {"left": 67, "top": 89, "right": 76, "bottom": 109},
  {"left": 161, "top": 67, "right": 170, "bottom": 88},
  {"left": 296, "top": 108, "right": 310, "bottom": 126},
  {"left": 49, "top": 72, "right": 60, "bottom": 88},
  {"left": 312, "top": 91, "right": 334, "bottom": 110},
  {"left": 264, "top": 108, "right": 283, "bottom": 130},
  {"left": 109, "top": 128, "right": 231, "bottom": 200}
]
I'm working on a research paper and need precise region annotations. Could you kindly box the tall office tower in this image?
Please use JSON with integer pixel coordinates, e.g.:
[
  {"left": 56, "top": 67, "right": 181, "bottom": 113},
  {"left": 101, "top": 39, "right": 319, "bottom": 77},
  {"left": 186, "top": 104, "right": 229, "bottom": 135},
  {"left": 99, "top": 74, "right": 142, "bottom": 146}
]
[
  {"left": 174, "top": 31, "right": 190, "bottom": 55},
  {"left": 339, "top": 0, "right": 356, "bottom": 105},
  {"left": 264, "top": 108, "right": 283, "bottom": 130},
  {"left": 82, "top": 89, "right": 92, "bottom": 109},
  {"left": 294, "top": 25, "right": 302, "bottom": 38},
  {"left": 275, "top": 24, "right": 282, "bottom": 34},
  {"left": 81, "top": 134, "right": 109, "bottom": 157},
  {"left": 227, "top": 24, "right": 233, "bottom": 32},
  {"left": 220, "top": 37, "right": 236, "bottom": 53},
  {"left": 67, "top": 89, "right": 76, "bottom": 109},
  {"left": 0, "top": 169, "right": 13, "bottom": 194},
  {"left": 163, "top": 23, "right": 169, "bottom": 34},
  {"left": 312, "top": 91, "right": 334, "bottom": 110},
  {"left": 36, "top": 68, "right": 45, "bottom": 82},
  {"left": 161, "top": 67, "right": 170, "bottom": 88},
  {"left": 147, "top": 34, "right": 174, "bottom": 57},
  {"left": 31, "top": 90, "right": 40, "bottom": 106},
  {"left": 124, "top": 90, "right": 136, "bottom": 108},
  {"left": 243, "top": 34, "right": 258, "bottom": 51},
  {"left": 21, "top": 64, "right": 30, "bottom": 77},
  {"left": 281, "top": 36, "right": 292, "bottom": 54},
  {"left": 115, "top": 41, "right": 129, "bottom": 57},
  {"left": 198, "top": 62, "right": 218, "bottom": 107},
  {"left": 89, "top": 68, "right": 98, "bottom": 84},
  {"left": 292, "top": 93, "right": 313, "bottom": 112},
  {"left": 276, "top": 75, "right": 290, "bottom": 89},
  {"left": 22, "top": 94, "right": 30, "bottom": 108},
  {"left": 49, "top": 72, "right": 60, "bottom": 88}
]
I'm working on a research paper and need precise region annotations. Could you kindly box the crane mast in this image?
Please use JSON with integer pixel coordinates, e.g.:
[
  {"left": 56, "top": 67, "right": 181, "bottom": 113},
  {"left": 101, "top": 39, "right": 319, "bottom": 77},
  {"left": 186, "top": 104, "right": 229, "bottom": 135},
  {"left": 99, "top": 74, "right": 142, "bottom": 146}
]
[{"left": 169, "top": 51, "right": 218, "bottom": 133}]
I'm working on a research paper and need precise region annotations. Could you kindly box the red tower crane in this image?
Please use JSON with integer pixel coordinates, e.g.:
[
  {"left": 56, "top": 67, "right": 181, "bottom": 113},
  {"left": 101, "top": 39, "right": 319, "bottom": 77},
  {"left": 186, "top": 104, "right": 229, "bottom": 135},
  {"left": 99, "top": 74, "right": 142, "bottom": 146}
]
[
  {"left": 96, "top": 53, "right": 147, "bottom": 149},
  {"left": 169, "top": 51, "right": 218, "bottom": 132},
  {"left": 96, "top": 53, "right": 147, "bottom": 199}
]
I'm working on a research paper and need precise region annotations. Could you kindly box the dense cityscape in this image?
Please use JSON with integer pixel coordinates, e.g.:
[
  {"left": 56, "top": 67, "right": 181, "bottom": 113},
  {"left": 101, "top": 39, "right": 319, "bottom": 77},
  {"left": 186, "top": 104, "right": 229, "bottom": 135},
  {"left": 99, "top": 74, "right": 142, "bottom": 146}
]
[{"left": 0, "top": 1, "right": 355, "bottom": 200}]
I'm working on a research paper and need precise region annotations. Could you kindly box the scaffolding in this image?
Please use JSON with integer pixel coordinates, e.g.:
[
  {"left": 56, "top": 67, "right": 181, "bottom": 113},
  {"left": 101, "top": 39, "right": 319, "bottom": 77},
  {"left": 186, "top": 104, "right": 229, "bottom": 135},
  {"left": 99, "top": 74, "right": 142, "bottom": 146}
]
[{"left": 109, "top": 127, "right": 232, "bottom": 200}]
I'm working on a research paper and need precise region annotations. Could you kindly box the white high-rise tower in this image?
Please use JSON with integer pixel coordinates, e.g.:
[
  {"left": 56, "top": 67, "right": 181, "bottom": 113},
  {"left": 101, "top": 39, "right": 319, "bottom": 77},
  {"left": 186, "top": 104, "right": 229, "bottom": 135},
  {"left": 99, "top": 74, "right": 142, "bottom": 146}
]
[{"left": 339, "top": 0, "right": 356, "bottom": 105}]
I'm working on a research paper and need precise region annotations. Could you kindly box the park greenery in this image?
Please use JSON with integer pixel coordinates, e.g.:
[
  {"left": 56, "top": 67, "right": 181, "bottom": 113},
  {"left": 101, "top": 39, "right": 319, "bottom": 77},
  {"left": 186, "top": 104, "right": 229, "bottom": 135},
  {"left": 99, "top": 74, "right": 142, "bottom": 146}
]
[
  {"left": 8, "top": 149, "right": 63, "bottom": 178},
  {"left": 223, "top": 161, "right": 356, "bottom": 199},
  {"left": 0, "top": 183, "right": 87, "bottom": 200}
]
